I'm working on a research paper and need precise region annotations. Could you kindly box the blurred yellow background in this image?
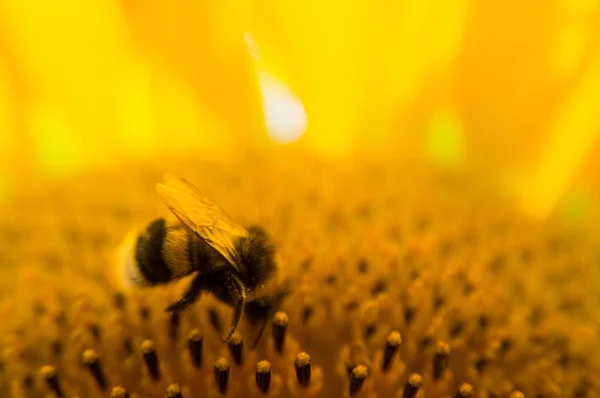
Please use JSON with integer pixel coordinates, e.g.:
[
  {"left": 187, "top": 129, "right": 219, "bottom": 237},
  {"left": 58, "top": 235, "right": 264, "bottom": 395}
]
[{"left": 0, "top": 0, "right": 599, "bottom": 224}]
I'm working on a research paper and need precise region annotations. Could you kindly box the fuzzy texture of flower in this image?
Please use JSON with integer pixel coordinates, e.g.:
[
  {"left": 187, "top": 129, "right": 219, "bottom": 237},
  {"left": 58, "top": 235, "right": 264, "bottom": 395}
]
[{"left": 0, "top": 149, "right": 598, "bottom": 397}]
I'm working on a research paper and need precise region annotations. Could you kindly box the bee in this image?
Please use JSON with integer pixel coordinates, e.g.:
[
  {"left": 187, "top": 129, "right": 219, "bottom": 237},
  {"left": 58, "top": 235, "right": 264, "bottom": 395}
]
[{"left": 117, "top": 174, "right": 280, "bottom": 344}]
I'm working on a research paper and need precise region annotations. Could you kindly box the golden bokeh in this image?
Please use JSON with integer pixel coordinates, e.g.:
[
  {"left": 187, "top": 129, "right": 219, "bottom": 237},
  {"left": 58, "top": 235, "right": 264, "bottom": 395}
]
[
  {"left": 0, "top": 0, "right": 598, "bottom": 219},
  {"left": 1, "top": 0, "right": 600, "bottom": 397}
]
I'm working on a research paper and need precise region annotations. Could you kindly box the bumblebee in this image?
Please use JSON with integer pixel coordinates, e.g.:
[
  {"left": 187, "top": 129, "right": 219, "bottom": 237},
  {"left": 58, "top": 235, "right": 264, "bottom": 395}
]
[{"left": 117, "top": 174, "right": 280, "bottom": 344}]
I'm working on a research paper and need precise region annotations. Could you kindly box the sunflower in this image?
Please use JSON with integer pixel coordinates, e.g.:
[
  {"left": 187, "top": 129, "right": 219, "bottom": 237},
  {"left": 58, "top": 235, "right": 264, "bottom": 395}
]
[{"left": 0, "top": 1, "right": 599, "bottom": 397}]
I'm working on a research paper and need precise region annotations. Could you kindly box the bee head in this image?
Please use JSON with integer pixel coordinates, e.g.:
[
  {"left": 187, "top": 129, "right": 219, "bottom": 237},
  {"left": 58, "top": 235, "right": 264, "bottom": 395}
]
[{"left": 239, "top": 225, "right": 277, "bottom": 289}]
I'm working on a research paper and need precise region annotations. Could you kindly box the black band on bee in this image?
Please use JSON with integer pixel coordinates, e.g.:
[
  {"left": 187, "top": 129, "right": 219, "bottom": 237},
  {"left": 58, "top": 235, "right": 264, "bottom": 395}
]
[
  {"left": 135, "top": 218, "right": 173, "bottom": 285},
  {"left": 188, "top": 231, "right": 202, "bottom": 269}
]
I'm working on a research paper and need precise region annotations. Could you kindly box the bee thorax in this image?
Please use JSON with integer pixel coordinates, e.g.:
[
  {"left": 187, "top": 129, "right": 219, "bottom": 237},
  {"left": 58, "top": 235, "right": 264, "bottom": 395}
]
[{"left": 237, "top": 225, "right": 277, "bottom": 289}]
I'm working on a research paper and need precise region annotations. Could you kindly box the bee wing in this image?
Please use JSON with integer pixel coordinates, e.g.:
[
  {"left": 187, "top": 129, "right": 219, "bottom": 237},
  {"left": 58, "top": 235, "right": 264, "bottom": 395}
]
[{"left": 156, "top": 173, "right": 249, "bottom": 270}]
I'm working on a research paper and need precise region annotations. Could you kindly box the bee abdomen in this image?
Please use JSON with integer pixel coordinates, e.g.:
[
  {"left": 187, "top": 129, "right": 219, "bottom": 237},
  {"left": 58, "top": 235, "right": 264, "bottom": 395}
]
[
  {"left": 117, "top": 219, "right": 206, "bottom": 289},
  {"left": 162, "top": 227, "right": 197, "bottom": 280},
  {"left": 133, "top": 218, "right": 174, "bottom": 285}
]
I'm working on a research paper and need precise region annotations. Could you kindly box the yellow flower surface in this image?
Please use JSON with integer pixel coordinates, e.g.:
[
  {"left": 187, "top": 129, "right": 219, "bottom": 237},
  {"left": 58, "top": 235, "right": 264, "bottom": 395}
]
[
  {"left": 0, "top": 150, "right": 599, "bottom": 397},
  {"left": 0, "top": 0, "right": 599, "bottom": 396}
]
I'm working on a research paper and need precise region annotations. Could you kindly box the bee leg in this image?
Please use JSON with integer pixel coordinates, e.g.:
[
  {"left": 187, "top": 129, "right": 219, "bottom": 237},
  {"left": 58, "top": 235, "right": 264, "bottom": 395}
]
[
  {"left": 165, "top": 273, "right": 203, "bottom": 313},
  {"left": 250, "top": 282, "right": 293, "bottom": 349},
  {"left": 250, "top": 316, "right": 269, "bottom": 350},
  {"left": 221, "top": 275, "right": 246, "bottom": 343}
]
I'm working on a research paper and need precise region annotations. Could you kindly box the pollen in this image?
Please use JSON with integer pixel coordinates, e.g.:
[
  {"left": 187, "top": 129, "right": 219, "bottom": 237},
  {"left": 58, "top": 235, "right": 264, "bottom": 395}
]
[{"left": 0, "top": 150, "right": 598, "bottom": 397}]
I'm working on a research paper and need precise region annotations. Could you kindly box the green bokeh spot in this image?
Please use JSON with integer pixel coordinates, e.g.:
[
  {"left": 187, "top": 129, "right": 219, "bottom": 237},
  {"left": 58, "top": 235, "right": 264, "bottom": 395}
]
[
  {"left": 427, "top": 111, "right": 464, "bottom": 166},
  {"left": 35, "top": 130, "right": 81, "bottom": 176},
  {"left": 561, "top": 190, "right": 591, "bottom": 223}
]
